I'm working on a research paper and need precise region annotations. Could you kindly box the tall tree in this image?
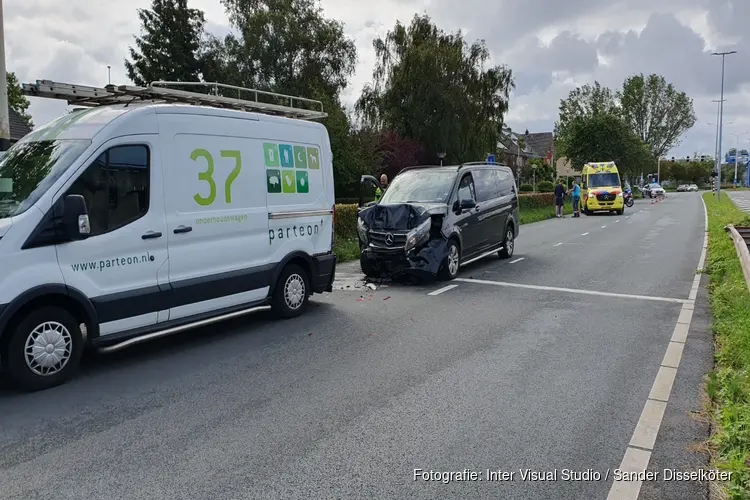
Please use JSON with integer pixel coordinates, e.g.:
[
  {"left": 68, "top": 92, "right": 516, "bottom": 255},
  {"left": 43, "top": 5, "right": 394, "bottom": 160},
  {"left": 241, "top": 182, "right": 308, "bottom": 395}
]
[
  {"left": 125, "top": 0, "right": 207, "bottom": 87},
  {"left": 6, "top": 72, "right": 33, "bottom": 128},
  {"left": 557, "top": 113, "right": 654, "bottom": 182},
  {"left": 618, "top": 74, "right": 697, "bottom": 157},
  {"left": 356, "top": 14, "right": 514, "bottom": 164},
  {"left": 555, "top": 81, "right": 619, "bottom": 140}
]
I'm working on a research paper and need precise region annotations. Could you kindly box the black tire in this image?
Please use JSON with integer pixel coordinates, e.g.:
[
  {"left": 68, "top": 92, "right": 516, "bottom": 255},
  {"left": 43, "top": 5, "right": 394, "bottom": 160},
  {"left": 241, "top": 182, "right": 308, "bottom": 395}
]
[
  {"left": 439, "top": 239, "right": 460, "bottom": 280},
  {"left": 616, "top": 208, "right": 624, "bottom": 215},
  {"left": 1, "top": 306, "right": 84, "bottom": 392},
  {"left": 271, "top": 264, "right": 310, "bottom": 319},
  {"left": 499, "top": 225, "right": 515, "bottom": 259}
]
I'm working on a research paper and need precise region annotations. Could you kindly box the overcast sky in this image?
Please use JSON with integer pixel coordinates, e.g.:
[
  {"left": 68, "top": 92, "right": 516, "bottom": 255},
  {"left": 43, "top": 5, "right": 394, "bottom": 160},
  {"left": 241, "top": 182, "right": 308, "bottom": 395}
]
[{"left": 5, "top": 0, "right": 749, "bottom": 158}]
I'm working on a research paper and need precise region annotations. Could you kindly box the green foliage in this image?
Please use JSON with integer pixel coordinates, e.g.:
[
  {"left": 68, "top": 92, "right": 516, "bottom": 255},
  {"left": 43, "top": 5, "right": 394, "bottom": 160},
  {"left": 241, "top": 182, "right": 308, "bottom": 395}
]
[
  {"left": 558, "top": 113, "right": 654, "bottom": 182},
  {"left": 661, "top": 160, "right": 714, "bottom": 184},
  {"left": 355, "top": 14, "right": 514, "bottom": 164},
  {"left": 619, "top": 74, "right": 697, "bottom": 157},
  {"left": 519, "top": 184, "right": 533, "bottom": 192},
  {"left": 703, "top": 193, "right": 750, "bottom": 498},
  {"left": 518, "top": 193, "right": 555, "bottom": 208},
  {"left": 6, "top": 72, "right": 33, "bottom": 128},
  {"left": 522, "top": 157, "right": 555, "bottom": 183},
  {"left": 536, "top": 180, "right": 554, "bottom": 193},
  {"left": 334, "top": 203, "right": 358, "bottom": 240},
  {"left": 125, "top": 0, "right": 207, "bottom": 87},
  {"left": 556, "top": 81, "right": 618, "bottom": 140}
]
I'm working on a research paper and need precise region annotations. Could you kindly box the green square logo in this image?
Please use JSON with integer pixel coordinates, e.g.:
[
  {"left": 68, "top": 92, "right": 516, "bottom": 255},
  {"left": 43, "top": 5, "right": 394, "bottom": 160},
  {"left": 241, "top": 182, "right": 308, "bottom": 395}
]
[
  {"left": 266, "top": 169, "right": 281, "bottom": 193},
  {"left": 282, "top": 170, "right": 296, "bottom": 193},
  {"left": 296, "top": 171, "right": 309, "bottom": 193},
  {"left": 293, "top": 146, "right": 307, "bottom": 168},
  {"left": 307, "top": 147, "right": 320, "bottom": 169},
  {"left": 263, "top": 143, "right": 279, "bottom": 167}
]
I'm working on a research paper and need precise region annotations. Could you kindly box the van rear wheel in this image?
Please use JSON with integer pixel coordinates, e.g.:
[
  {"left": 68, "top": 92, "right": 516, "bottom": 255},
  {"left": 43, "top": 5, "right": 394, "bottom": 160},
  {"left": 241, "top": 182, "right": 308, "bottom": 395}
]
[
  {"left": 272, "top": 264, "right": 310, "bottom": 319},
  {"left": 1, "top": 306, "right": 84, "bottom": 392}
]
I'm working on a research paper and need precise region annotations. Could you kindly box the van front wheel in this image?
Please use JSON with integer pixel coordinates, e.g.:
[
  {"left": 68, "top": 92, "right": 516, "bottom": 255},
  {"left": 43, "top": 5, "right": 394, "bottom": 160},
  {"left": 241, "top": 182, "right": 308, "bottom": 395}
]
[
  {"left": 1, "top": 306, "right": 84, "bottom": 392},
  {"left": 272, "top": 264, "right": 310, "bottom": 319}
]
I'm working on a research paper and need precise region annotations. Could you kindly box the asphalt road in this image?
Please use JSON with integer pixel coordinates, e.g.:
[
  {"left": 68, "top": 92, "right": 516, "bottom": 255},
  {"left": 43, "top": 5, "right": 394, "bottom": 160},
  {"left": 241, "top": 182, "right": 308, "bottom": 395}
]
[{"left": 0, "top": 192, "right": 711, "bottom": 500}]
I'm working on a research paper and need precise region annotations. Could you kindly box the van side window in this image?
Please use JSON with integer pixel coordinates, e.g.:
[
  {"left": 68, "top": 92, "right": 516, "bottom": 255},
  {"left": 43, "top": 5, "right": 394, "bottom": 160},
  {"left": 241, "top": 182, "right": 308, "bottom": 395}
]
[
  {"left": 497, "top": 169, "right": 514, "bottom": 196},
  {"left": 66, "top": 145, "right": 150, "bottom": 236},
  {"left": 473, "top": 169, "right": 498, "bottom": 202},
  {"left": 457, "top": 174, "right": 476, "bottom": 202}
]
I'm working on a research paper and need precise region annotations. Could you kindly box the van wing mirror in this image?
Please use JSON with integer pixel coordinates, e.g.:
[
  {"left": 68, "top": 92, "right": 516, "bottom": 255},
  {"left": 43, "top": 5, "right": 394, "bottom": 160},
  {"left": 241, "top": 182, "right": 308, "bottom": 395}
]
[
  {"left": 63, "top": 194, "right": 90, "bottom": 240},
  {"left": 460, "top": 198, "right": 477, "bottom": 210}
]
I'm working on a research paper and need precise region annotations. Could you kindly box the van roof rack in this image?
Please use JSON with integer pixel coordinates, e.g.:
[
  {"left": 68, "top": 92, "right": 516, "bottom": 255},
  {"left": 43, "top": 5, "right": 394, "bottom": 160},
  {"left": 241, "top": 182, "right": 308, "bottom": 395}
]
[{"left": 21, "top": 80, "right": 327, "bottom": 121}]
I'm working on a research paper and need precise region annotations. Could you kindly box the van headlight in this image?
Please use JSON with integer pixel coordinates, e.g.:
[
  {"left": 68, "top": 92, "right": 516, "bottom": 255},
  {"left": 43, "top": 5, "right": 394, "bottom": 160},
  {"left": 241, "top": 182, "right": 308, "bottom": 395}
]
[
  {"left": 617, "top": 192, "right": 623, "bottom": 197},
  {"left": 357, "top": 218, "right": 369, "bottom": 244},
  {"left": 405, "top": 218, "right": 431, "bottom": 252}
]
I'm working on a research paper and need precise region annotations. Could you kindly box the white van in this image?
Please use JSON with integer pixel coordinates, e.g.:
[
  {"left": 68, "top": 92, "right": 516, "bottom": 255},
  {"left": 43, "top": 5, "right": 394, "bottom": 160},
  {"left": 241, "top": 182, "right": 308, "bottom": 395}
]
[{"left": 0, "top": 80, "right": 337, "bottom": 391}]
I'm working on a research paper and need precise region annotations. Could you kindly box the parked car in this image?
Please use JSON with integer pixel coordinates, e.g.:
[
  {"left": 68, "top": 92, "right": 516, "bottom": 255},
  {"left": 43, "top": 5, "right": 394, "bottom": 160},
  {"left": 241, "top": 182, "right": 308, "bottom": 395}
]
[
  {"left": 676, "top": 184, "right": 689, "bottom": 192},
  {"left": 642, "top": 182, "right": 666, "bottom": 198},
  {"left": 688, "top": 184, "right": 699, "bottom": 192},
  {"left": 0, "top": 79, "right": 337, "bottom": 392},
  {"left": 357, "top": 162, "right": 519, "bottom": 281}
]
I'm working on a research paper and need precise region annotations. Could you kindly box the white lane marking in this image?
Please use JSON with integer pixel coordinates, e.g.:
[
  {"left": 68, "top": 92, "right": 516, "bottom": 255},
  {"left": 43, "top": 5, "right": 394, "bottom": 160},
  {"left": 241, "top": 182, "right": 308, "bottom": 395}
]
[
  {"left": 453, "top": 278, "right": 689, "bottom": 304},
  {"left": 601, "top": 225, "right": 607, "bottom": 228},
  {"left": 616, "top": 220, "right": 620, "bottom": 223},
  {"left": 607, "top": 448, "right": 651, "bottom": 500},
  {"left": 553, "top": 242, "right": 563, "bottom": 247},
  {"left": 607, "top": 196, "right": 708, "bottom": 499},
  {"left": 582, "top": 232, "right": 589, "bottom": 236},
  {"left": 428, "top": 284, "right": 458, "bottom": 296},
  {"left": 509, "top": 258, "right": 525, "bottom": 264}
]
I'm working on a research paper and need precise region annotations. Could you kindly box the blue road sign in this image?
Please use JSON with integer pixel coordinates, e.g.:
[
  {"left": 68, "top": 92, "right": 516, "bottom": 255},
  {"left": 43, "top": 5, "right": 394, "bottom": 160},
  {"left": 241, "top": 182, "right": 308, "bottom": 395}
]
[{"left": 487, "top": 154, "right": 495, "bottom": 164}]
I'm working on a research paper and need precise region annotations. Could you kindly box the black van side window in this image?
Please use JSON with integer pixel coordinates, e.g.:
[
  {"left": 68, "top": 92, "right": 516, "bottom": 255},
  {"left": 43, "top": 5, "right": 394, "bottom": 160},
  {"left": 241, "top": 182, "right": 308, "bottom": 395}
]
[
  {"left": 66, "top": 145, "right": 150, "bottom": 236},
  {"left": 458, "top": 173, "right": 476, "bottom": 202},
  {"left": 474, "top": 169, "right": 499, "bottom": 202}
]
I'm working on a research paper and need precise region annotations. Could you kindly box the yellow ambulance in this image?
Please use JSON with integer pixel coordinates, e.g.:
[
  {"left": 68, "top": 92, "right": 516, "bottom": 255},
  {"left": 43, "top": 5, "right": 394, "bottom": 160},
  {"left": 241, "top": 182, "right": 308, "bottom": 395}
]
[{"left": 580, "top": 161, "right": 625, "bottom": 215}]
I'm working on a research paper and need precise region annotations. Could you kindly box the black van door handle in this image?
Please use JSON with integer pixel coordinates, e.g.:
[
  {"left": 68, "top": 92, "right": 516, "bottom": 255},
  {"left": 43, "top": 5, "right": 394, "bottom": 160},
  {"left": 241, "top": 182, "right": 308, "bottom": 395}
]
[
  {"left": 174, "top": 225, "right": 192, "bottom": 234},
  {"left": 141, "top": 231, "right": 162, "bottom": 240}
]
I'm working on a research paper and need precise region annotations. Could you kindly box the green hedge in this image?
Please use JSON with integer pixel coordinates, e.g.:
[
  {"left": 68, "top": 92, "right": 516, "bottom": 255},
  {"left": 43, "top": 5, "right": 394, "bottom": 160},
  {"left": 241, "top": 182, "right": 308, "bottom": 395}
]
[
  {"left": 518, "top": 193, "right": 555, "bottom": 209},
  {"left": 519, "top": 184, "right": 533, "bottom": 192},
  {"left": 537, "top": 180, "right": 554, "bottom": 193}
]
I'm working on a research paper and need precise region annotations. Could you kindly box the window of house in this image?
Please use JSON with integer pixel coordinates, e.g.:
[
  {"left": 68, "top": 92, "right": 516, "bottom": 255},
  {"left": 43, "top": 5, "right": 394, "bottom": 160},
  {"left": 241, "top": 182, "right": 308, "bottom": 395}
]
[
  {"left": 66, "top": 145, "right": 150, "bottom": 236},
  {"left": 473, "top": 169, "right": 499, "bottom": 202},
  {"left": 457, "top": 173, "right": 476, "bottom": 202}
]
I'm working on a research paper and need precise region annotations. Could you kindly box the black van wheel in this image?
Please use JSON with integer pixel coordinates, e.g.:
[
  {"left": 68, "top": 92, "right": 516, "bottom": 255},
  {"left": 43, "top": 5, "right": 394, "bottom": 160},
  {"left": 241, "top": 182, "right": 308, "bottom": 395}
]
[
  {"left": 439, "top": 239, "right": 461, "bottom": 280},
  {"left": 499, "top": 226, "right": 515, "bottom": 259},
  {"left": 1, "top": 306, "right": 84, "bottom": 392},
  {"left": 272, "top": 263, "right": 310, "bottom": 319}
]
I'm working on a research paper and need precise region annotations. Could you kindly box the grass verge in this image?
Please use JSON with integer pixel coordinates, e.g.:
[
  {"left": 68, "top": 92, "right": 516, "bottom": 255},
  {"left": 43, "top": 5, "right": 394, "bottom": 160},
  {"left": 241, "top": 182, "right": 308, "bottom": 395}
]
[
  {"left": 519, "top": 200, "right": 574, "bottom": 225},
  {"left": 703, "top": 192, "right": 750, "bottom": 499},
  {"left": 334, "top": 237, "right": 360, "bottom": 263}
]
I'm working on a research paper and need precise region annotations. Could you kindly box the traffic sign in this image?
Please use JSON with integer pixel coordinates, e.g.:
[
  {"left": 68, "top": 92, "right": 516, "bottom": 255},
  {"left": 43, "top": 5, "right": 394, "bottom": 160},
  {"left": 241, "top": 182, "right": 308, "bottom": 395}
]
[{"left": 487, "top": 154, "right": 495, "bottom": 164}]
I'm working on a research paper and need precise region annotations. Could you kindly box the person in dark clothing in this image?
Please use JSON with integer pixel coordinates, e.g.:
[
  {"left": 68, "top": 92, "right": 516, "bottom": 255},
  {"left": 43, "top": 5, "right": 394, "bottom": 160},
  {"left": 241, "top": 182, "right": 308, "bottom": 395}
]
[{"left": 554, "top": 179, "right": 566, "bottom": 218}]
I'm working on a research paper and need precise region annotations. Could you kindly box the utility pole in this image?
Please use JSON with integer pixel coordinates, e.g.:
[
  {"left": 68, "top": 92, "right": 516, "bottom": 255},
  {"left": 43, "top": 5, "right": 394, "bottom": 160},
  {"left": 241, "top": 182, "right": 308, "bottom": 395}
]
[
  {"left": 107, "top": 65, "right": 111, "bottom": 85},
  {"left": 657, "top": 156, "right": 661, "bottom": 184},
  {"left": 711, "top": 99, "right": 724, "bottom": 165},
  {"left": 0, "top": 0, "right": 11, "bottom": 152},
  {"left": 712, "top": 50, "right": 738, "bottom": 201}
]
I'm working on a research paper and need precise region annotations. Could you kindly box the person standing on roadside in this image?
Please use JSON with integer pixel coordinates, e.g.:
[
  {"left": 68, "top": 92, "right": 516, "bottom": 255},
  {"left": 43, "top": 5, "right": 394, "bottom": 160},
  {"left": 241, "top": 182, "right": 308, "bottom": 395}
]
[
  {"left": 568, "top": 180, "right": 581, "bottom": 217},
  {"left": 554, "top": 179, "right": 566, "bottom": 218},
  {"left": 375, "top": 174, "right": 389, "bottom": 202}
]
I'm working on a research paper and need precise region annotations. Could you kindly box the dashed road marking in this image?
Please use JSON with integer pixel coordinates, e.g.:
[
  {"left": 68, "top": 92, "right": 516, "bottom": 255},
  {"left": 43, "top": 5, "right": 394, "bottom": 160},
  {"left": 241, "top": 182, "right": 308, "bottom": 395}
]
[
  {"left": 615, "top": 220, "right": 620, "bottom": 223},
  {"left": 553, "top": 242, "right": 563, "bottom": 247},
  {"left": 582, "top": 232, "right": 589, "bottom": 236},
  {"left": 428, "top": 284, "right": 458, "bottom": 296},
  {"left": 601, "top": 225, "right": 607, "bottom": 228},
  {"left": 509, "top": 258, "right": 525, "bottom": 264}
]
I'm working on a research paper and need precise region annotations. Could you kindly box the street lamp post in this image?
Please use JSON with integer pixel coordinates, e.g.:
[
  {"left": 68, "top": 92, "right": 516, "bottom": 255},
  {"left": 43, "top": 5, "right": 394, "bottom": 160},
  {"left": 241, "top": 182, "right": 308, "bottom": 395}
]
[
  {"left": 0, "top": 0, "right": 11, "bottom": 152},
  {"left": 711, "top": 99, "right": 725, "bottom": 164},
  {"left": 437, "top": 152, "right": 446, "bottom": 166},
  {"left": 712, "top": 50, "right": 738, "bottom": 200}
]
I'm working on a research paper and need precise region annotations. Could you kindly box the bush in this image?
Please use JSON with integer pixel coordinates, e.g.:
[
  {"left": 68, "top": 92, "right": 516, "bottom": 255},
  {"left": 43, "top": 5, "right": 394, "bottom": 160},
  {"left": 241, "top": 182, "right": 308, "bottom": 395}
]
[
  {"left": 335, "top": 204, "right": 358, "bottom": 240},
  {"left": 518, "top": 193, "right": 555, "bottom": 209},
  {"left": 519, "top": 184, "right": 533, "bottom": 192},
  {"left": 537, "top": 180, "right": 554, "bottom": 193}
]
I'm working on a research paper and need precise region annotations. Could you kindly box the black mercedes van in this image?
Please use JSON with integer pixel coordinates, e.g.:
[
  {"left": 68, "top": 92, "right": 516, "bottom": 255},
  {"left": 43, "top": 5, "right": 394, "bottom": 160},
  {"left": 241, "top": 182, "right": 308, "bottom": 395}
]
[{"left": 357, "top": 162, "right": 520, "bottom": 280}]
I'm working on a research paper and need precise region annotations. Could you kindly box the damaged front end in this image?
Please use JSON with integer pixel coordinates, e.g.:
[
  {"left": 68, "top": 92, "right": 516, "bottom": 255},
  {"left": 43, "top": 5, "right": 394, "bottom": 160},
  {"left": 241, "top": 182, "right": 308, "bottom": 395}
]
[{"left": 357, "top": 203, "right": 451, "bottom": 282}]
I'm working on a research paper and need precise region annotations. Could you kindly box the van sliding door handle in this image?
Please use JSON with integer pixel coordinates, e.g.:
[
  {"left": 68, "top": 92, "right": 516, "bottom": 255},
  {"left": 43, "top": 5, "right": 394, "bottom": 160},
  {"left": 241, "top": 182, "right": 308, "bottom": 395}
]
[
  {"left": 141, "top": 231, "right": 162, "bottom": 240},
  {"left": 173, "top": 226, "right": 192, "bottom": 234}
]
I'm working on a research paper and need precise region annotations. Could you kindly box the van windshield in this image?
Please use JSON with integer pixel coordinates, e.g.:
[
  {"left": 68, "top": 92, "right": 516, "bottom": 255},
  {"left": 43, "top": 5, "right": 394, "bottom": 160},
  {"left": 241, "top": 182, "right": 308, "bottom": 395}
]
[
  {"left": 0, "top": 139, "right": 91, "bottom": 219},
  {"left": 588, "top": 172, "right": 620, "bottom": 188},
  {"left": 379, "top": 170, "right": 456, "bottom": 204}
]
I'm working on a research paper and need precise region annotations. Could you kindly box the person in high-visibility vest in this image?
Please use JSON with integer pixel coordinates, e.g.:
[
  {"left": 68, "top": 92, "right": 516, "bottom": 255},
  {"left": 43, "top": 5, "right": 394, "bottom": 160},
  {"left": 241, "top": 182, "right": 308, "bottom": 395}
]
[{"left": 375, "top": 174, "right": 388, "bottom": 201}]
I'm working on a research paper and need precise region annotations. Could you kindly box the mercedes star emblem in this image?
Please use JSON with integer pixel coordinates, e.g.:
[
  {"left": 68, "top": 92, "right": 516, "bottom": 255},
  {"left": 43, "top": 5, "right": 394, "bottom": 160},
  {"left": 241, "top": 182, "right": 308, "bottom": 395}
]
[{"left": 385, "top": 233, "right": 394, "bottom": 245}]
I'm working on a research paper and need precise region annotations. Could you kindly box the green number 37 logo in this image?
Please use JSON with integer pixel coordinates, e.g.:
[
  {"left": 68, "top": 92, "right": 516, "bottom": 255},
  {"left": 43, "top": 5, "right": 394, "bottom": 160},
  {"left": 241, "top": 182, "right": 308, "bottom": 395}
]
[{"left": 191, "top": 148, "right": 243, "bottom": 206}]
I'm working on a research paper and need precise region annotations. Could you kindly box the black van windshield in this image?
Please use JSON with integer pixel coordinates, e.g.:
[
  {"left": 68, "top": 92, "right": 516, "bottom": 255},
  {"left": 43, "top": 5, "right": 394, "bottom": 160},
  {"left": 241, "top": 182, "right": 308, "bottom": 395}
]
[
  {"left": 0, "top": 139, "right": 91, "bottom": 219},
  {"left": 379, "top": 170, "right": 456, "bottom": 204},
  {"left": 588, "top": 172, "right": 620, "bottom": 188}
]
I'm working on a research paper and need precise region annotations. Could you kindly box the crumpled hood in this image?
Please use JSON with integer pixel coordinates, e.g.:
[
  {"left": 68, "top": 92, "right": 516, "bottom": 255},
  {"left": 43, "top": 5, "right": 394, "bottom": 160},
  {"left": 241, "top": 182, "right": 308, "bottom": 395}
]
[
  {"left": 359, "top": 202, "right": 448, "bottom": 230},
  {"left": 0, "top": 217, "right": 11, "bottom": 238}
]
